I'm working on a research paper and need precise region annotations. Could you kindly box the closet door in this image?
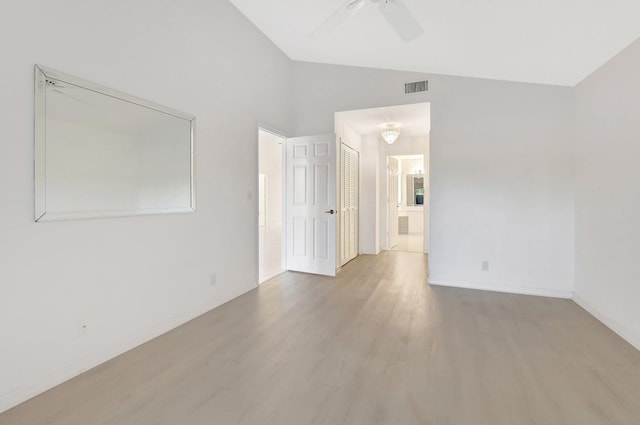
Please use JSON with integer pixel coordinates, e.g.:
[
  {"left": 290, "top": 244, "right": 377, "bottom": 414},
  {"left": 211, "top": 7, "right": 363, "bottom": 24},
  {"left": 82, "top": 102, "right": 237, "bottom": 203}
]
[
  {"left": 340, "top": 143, "right": 359, "bottom": 266},
  {"left": 349, "top": 148, "right": 359, "bottom": 261}
]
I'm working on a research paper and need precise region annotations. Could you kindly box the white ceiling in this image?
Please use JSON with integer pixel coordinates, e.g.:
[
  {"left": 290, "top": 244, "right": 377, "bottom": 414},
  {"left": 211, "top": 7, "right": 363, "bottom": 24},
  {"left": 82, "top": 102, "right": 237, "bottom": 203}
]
[
  {"left": 337, "top": 103, "right": 430, "bottom": 137},
  {"left": 229, "top": 0, "right": 640, "bottom": 86}
]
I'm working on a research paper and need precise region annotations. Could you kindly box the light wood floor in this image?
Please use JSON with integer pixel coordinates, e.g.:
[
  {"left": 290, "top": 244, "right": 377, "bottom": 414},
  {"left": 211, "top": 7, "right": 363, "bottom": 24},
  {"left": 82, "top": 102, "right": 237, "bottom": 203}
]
[
  {"left": 390, "top": 234, "right": 424, "bottom": 253},
  {"left": 2, "top": 251, "right": 639, "bottom": 425}
]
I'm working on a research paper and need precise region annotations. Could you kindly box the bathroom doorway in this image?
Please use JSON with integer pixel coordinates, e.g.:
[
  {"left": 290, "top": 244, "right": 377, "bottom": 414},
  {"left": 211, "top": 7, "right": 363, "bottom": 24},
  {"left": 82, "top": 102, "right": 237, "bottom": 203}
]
[
  {"left": 258, "top": 128, "right": 286, "bottom": 283},
  {"left": 388, "top": 154, "right": 426, "bottom": 253}
]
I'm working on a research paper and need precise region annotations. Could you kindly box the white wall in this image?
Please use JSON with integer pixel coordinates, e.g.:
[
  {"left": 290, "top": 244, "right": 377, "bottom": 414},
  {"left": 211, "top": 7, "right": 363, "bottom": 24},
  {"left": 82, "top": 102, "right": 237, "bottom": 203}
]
[
  {"left": 574, "top": 38, "right": 640, "bottom": 350},
  {"left": 293, "top": 62, "right": 575, "bottom": 298},
  {"left": 259, "top": 130, "right": 284, "bottom": 226},
  {"left": 359, "top": 134, "right": 381, "bottom": 255},
  {"left": 0, "top": 0, "right": 292, "bottom": 413}
]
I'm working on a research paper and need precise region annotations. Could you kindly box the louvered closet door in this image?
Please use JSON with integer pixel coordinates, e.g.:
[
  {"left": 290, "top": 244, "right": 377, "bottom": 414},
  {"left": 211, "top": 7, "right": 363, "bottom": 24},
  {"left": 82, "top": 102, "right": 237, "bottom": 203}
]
[{"left": 340, "top": 143, "right": 359, "bottom": 266}]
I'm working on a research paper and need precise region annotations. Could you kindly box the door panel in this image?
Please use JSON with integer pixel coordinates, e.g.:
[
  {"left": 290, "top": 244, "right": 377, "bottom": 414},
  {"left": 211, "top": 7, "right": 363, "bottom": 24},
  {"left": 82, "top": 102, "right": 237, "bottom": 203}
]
[
  {"left": 314, "top": 218, "right": 329, "bottom": 259},
  {"left": 286, "top": 134, "right": 337, "bottom": 276},
  {"left": 314, "top": 164, "right": 329, "bottom": 205},
  {"left": 293, "top": 166, "right": 307, "bottom": 204},
  {"left": 293, "top": 217, "right": 307, "bottom": 257}
]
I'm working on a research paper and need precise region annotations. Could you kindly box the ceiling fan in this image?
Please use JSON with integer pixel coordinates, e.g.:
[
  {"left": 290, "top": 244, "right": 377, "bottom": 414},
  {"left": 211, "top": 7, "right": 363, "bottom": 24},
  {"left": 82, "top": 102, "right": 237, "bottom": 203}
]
[{"left": 311, "top": 0, "right": 424, "bottom": 43}]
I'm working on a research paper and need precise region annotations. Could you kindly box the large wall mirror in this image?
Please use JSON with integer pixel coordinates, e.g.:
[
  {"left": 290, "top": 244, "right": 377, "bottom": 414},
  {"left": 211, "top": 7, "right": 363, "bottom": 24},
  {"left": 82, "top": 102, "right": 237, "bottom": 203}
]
[
  {"left": 34, "top": 65, "right": 195, "bottom": 222},
  {"left": 406, "top": 174, "right": 424, "bottom": 206}
]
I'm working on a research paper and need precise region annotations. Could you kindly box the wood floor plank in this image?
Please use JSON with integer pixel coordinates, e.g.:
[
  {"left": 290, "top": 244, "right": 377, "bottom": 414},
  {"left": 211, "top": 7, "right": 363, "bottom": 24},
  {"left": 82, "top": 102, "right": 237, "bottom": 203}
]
[{"left": 1, "top": 251, "right": 639, "bottom": 425}]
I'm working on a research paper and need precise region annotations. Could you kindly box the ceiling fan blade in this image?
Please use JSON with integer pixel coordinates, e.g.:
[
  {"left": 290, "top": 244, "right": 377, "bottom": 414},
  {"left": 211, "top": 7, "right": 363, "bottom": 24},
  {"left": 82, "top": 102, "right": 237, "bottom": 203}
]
[
  {"left": 378, "top": 0, "right": 424, "bottom": 43},
  {"left": 310, "top": 0, "right": 366, "bottom": 39}
]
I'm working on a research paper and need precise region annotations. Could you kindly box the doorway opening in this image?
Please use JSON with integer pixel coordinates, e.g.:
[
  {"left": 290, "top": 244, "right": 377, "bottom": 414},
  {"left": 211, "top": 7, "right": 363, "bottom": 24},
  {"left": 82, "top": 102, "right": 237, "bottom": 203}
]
[
  {"left": 334, "top": 102, "right": 430, "bottom": 260},
  {"left": 259, "top": 103, "right": 429, "bottom": 281},
  {"left": 388, "top": 154, "right": 426, "bottom": 253},
  {"left": 258, "top": 128, "right": 285, "bottom": 283}
]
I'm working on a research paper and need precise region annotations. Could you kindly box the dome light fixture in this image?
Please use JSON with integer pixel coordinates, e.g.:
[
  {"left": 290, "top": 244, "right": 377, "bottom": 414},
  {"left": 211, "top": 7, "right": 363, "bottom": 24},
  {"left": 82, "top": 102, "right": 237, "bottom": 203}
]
[{"left": 381, "top": 124, "right": 400, "bottom": 144}]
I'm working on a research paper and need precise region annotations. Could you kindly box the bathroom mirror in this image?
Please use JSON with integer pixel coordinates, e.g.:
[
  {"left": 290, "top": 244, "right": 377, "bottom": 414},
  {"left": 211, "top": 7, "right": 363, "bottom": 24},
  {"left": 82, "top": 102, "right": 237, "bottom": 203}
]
[
  {"left": 34, "top": 65, "right": 195, "bottom": 221},
  {"left": 406, "top": 174, "right": 424, "bottom": 206}
]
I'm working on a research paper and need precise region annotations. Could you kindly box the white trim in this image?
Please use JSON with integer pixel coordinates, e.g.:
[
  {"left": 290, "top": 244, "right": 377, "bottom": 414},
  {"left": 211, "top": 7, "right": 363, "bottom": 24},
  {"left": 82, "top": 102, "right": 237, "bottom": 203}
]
[
  {"left": 257, "top": 123, "right": 288, "bottom": 139},
  {"left": 572, "top": 293, "right": 640, "bottom": 352},
  {"left": 428, "top": 280, "right": 573, "bottom": 299},
  {"left": 257, "top": 127, "right": 287, "bottom": 284}
]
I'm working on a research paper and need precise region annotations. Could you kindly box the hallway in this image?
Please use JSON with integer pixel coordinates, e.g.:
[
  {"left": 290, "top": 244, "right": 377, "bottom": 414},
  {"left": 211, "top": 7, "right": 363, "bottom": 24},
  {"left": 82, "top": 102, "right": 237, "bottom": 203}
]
[{"left": 390, "top": 234, "right": 424, "bottom": 253}]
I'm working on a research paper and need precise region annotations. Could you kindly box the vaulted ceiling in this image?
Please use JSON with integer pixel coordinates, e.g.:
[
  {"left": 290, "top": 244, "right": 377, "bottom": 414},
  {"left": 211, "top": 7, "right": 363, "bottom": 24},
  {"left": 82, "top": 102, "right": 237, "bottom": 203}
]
[{"left": 229, "top": 0, "right": 640, "bottom": 86}]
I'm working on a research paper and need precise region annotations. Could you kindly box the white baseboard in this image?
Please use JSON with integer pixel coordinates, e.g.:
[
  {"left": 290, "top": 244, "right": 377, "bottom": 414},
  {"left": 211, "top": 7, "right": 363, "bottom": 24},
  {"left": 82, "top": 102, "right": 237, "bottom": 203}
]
[
  {"left": 428, "top": 280, "right": 573, "bottom": 299},
  {"left": 572, "top": 293, "right": 640, "bottom": 352}
]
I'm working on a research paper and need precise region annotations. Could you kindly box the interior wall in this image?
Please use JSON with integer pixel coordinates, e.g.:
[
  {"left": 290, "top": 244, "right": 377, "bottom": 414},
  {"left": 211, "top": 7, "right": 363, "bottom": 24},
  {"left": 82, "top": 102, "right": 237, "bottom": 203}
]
[
  {"left": 258, "top": 130, "right": 284, "bottom": 226},
  {"left": 574, "top": 37, "right": 640, "bottom": 350},
  {"left": 0, "top": 0, "right": 293, "bottom": 413},
  {"left": 293, "top": 62, "right": 575, "bottom": 297},
  {"left": 359, "top": 134, "right": 381, "bottom": 255}
]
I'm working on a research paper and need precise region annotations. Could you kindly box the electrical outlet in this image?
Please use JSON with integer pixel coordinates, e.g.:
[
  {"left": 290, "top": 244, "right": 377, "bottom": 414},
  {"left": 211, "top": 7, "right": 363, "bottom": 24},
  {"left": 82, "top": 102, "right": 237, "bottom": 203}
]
[
  {"left": 210, "top": 273, "right": 217, "bottom": 286},
  {"left": 77, "top": 319, "right": 88, "bottom": 336},
  {"left": 481, "top": 261, "right": 489, "bottom": 272}
]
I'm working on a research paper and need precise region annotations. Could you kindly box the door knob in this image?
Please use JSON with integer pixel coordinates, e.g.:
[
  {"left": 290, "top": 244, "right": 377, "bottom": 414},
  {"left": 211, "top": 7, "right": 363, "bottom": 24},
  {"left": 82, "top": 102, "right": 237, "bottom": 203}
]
[{"left": 324, "top": 209, "right": 336, "bottom": 214}]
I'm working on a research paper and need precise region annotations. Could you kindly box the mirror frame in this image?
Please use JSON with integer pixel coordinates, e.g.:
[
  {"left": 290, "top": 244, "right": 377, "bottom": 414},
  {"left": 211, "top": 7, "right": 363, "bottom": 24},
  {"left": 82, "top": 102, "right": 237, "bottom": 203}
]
[{"left": 34, "top": 65, "right": 196, "bottom": 222}]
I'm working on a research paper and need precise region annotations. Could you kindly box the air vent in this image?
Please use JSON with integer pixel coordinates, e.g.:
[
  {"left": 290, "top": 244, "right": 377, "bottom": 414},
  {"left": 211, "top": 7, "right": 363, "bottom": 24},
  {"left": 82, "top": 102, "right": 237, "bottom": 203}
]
[{"left": 405, "top": 80, "right": 428, "bottom": 94}]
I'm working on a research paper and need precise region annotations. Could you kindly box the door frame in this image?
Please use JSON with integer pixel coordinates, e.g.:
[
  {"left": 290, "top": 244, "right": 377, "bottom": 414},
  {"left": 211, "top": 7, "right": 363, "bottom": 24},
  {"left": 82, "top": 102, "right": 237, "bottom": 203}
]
[
  {"left": 385, "top": 153, "right": 428, "bottom": 253},
  {"left": 258, "top": 173, "right": 267, "bottom": 226},
  {"left": 257, "top": 125, "right": 288, "bottom": 285}
]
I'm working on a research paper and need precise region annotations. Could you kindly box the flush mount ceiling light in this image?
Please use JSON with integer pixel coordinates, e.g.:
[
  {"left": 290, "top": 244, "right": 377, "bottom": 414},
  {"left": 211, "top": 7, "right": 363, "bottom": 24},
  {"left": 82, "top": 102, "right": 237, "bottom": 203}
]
[{"left": 381, "top": 124, "right": 400, "bottom": 144}]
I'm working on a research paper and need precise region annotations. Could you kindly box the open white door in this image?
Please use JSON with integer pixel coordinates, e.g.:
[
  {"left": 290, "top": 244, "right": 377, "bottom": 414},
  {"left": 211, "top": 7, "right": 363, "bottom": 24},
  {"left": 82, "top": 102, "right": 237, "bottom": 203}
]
[
  {"left": 286, "top": 134, "right": 337, "bottom": 276},
  {"left": 388, "top": 157, "right": 399, "bottom": 249}
]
